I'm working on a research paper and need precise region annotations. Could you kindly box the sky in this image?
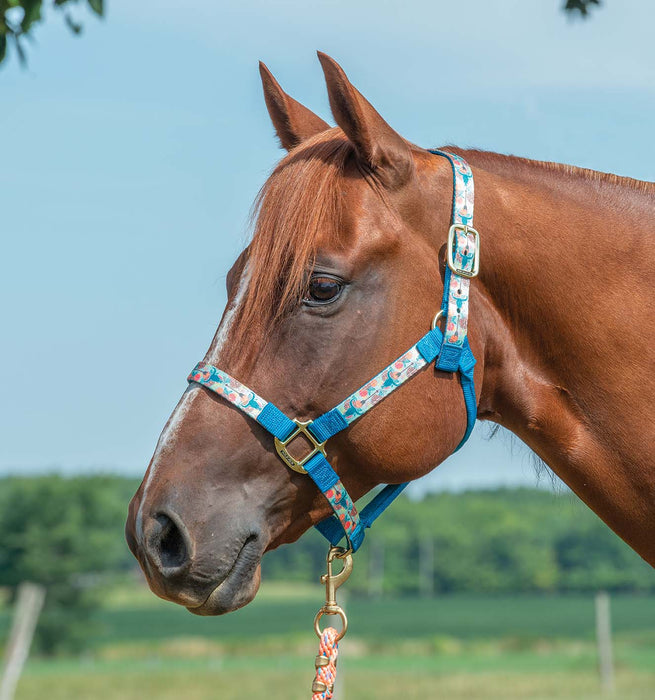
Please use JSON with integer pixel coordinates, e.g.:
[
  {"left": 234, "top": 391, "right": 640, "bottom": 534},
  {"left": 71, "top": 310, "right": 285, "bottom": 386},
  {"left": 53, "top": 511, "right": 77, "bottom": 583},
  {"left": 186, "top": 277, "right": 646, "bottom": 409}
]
[{"left": 1, "top": 0, "right": 653, "bottom": 493}]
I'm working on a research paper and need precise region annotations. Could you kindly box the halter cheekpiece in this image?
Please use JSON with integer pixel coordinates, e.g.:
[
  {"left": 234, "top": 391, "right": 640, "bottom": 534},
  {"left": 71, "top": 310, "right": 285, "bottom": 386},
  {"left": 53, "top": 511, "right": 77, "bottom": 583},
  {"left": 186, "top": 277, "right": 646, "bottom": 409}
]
[{"left": 187, "top": 151, "right": 479, "bottom": 552}]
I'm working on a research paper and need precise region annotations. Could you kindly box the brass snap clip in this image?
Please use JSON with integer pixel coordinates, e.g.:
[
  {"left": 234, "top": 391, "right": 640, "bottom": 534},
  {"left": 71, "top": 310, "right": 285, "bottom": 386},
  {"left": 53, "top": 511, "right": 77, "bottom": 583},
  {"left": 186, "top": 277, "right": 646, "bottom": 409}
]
[{"left": 313, "top": 546, "right": 353, "bottom": 642}]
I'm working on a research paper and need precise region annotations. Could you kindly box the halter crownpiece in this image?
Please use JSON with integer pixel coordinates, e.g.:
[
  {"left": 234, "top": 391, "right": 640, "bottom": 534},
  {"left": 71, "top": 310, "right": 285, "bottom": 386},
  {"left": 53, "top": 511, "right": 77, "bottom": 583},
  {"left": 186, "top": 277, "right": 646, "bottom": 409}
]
[{"left": 187, "top": 150, "right": 479, "bottom": 552}]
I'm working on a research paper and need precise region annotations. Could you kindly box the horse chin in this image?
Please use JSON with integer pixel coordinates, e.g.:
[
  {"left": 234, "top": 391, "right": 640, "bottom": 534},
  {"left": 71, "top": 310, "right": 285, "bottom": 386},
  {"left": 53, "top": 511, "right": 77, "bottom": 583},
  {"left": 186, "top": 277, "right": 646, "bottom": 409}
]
[{"left": 187, "top": 560, "right": 262, "bottom": 616}]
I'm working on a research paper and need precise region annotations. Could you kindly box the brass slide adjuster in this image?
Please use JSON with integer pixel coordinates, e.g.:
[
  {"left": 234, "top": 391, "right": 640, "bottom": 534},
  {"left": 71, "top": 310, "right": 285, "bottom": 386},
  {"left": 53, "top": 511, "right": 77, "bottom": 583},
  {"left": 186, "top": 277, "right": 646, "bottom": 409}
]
[{"left": 274, "top": 419, "right": 327, "bottom": 474}]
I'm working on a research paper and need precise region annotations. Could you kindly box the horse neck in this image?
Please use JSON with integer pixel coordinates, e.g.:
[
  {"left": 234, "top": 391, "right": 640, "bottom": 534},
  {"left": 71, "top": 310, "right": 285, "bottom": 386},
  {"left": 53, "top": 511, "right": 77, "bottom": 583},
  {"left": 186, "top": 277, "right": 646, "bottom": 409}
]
[{"left": 462, "top": 151, "right": 655, "bottom": 565}]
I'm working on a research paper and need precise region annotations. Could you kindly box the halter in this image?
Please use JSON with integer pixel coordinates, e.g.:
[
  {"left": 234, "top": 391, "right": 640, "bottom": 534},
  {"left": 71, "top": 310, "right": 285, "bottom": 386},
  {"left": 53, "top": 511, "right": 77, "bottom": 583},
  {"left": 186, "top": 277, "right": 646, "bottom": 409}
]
[{"left": 187, "top": 150, "right": 479, "bottom": 553}]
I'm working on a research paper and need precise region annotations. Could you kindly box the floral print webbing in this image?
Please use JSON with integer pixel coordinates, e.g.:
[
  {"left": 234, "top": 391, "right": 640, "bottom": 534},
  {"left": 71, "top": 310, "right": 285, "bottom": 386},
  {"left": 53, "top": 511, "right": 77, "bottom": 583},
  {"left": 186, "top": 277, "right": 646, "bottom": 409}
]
[
  {"left": 440, "top": 152, "right": 476, "bottom": 348},
  {"left": 188, "top": 363, "right": 267, "bottom": 420}
]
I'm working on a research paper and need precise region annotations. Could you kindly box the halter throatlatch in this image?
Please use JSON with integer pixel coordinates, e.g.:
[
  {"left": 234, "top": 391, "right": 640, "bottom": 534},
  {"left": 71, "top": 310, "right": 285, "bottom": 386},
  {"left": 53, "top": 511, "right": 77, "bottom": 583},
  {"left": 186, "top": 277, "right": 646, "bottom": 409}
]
[{"left": 187, "top": 150, "right": 479, "bottom": 553}]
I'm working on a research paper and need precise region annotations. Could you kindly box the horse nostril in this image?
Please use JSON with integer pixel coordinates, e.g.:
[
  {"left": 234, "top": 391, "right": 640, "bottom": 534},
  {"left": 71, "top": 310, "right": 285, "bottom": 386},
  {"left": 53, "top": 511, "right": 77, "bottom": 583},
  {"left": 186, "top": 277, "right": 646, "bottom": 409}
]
[{"left": 148, "top": 512, "right": 191, "bottom": 573}]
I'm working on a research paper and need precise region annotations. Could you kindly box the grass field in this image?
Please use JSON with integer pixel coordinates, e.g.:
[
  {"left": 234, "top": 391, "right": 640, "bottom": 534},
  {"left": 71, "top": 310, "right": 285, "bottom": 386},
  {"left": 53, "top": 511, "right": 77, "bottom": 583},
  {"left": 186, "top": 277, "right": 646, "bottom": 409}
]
[
  {"left": 13, "top": 662, "right": 655, "bottom": 700},
  {"left": 3, "top": 583, "right": 654, "bottom": 699},
  {"left": 92, "top": 587, "right": 655, "bottom": 645}
]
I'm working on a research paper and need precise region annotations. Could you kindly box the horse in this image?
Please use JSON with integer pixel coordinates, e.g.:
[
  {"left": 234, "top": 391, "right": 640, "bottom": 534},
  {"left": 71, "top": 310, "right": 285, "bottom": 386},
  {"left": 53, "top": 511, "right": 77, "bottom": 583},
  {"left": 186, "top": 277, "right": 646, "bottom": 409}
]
[{"left": 125, "top": 52, "right": 654, "bottom": 616}]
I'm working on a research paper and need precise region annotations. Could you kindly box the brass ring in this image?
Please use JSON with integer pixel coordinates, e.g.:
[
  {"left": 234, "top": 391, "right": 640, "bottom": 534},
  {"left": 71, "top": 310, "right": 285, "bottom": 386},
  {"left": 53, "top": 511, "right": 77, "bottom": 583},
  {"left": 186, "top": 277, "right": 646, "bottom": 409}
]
[
  {"left": 314, "top": 606, "right": 348, "bottom": 641},
  {"left": 431, "top": 310, "right": 445, "bottom": 330},
  {"left": 329, "top": 545, "right": 352, "bottom": 561}
]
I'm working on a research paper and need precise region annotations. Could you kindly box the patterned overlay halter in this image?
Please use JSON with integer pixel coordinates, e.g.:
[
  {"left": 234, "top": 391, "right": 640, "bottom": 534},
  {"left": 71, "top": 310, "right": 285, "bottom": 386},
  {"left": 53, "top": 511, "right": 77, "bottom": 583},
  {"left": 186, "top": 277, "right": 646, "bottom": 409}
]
[{"left": 187, "top": 151, "right": 479, "bottom": 553}]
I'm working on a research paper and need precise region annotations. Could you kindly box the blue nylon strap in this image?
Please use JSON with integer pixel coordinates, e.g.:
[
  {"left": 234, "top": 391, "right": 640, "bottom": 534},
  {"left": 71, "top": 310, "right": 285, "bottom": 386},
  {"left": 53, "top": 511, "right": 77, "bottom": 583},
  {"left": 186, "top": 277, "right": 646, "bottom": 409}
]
[
  {"left": 359, "top": 483, "right": 409, "bottom": 529},
  {"left": 314, "top": 516, "right": 344, "bottom": 546},
  {"left": 416, "top": 327, "right": 444, "bottom": 363},
  {"left": 305, "top": 453, "right": 366, "bottom": 551},
  {"left": 309, "top": 409, "right": 349, "bottom": 443},
  {"left": 427, "top": 149, "right": 475, "bottom": 372},
  {"left": 429, "top": 149, "right": 457, "bottom": 317},
  {"left": 314, "top": 513, "right": 366, "bottom": 552},
  {"left": 455, "top": 338, "right": 477, "bottom": 451},
  {"left": 436, "top": 342, "right": 463, "bottom": 372},
  {"left": 256, "top": 403, "right": 296, "bottom": 441},
  {"left": 304, "top": 452, "right": 340, "bottom": 492},
  {"left": 314, "top": 482, "right": 409, "bottom": 551}
]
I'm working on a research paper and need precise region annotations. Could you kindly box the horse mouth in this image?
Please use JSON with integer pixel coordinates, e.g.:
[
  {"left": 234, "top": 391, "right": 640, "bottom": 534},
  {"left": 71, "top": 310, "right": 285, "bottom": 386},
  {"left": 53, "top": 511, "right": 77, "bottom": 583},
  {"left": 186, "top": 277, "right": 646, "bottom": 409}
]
[{"left": 186, "top": 535, "right": 262, "bottom": 616}]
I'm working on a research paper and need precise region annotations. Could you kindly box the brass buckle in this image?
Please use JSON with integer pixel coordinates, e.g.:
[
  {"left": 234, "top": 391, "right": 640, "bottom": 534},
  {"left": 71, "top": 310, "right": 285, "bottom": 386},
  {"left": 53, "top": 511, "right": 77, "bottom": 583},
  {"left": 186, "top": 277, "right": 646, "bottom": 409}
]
[
  {"left": 274, "top": 419, "right": 326, "bottom": 474},
  {"left": 447, "top": 224, "right": 480, "bottom": 278}
]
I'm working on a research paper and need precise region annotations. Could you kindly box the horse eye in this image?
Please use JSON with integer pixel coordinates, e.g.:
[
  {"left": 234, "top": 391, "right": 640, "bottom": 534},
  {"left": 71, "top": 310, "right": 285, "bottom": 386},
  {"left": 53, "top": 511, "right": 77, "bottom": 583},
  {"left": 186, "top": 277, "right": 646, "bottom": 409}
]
[{"left": 304, "top": 275, "right": 343, "bottom": 304}]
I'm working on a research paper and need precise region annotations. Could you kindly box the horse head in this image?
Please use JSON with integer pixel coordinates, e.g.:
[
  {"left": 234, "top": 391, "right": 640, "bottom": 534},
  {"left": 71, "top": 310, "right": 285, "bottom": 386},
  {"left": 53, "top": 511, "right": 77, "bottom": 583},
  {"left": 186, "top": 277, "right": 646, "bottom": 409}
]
[{"left": 125, "top": 52, "right": 486, "bottom": 614}]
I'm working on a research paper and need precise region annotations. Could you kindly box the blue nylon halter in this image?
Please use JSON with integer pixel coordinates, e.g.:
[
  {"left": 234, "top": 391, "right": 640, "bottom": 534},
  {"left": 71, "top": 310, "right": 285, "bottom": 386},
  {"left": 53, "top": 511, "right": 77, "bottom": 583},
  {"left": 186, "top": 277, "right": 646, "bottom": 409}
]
[{"left": 187, "top": 150, "right": 479, "bottom": 553}]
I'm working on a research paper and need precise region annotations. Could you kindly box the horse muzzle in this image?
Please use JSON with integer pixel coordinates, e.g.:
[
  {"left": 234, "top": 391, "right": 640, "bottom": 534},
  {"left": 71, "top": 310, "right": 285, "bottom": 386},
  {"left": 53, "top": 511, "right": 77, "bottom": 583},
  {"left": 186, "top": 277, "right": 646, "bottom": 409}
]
[{"left": 126, "top": 500, "right": 264, "bottom": 615}]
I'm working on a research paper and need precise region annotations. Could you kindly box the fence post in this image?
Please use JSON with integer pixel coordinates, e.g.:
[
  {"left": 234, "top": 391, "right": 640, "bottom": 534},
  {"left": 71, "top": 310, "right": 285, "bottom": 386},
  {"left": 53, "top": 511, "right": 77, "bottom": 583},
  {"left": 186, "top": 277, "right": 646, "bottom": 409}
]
[
  {"left": 595, "top": 591, "right": 614, "bottom": 694},
  {"left": 368, "top": 539, "right": 384, "bottom": 599},
  {"left": 332, "top": 590, "right": 347, "bottom": 700},
  {"left": 0, "top": 582, "right": 46, "bottom": 700},
  {"left": 419, "top": 534, "right": 435, "bottom": 598}
]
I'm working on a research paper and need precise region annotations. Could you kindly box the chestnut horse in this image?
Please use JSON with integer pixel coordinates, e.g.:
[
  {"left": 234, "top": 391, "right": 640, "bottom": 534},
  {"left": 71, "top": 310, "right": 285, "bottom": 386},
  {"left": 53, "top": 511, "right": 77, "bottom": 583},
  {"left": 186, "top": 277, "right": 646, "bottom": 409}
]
[{"left": 126, "top": 53, "right": 654, "bottom": 615}]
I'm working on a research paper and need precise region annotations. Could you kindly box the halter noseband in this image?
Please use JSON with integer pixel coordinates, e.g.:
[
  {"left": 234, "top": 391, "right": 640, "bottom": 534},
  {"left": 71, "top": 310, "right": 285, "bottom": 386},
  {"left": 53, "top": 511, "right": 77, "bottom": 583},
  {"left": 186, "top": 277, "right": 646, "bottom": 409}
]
[{"left": 187, "top": 151, "right": 479, "bottom": 553}]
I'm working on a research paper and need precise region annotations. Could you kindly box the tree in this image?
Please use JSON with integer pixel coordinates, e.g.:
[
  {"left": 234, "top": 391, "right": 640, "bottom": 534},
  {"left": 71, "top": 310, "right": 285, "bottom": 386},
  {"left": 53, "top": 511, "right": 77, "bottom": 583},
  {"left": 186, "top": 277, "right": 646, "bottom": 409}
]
[
  {"left": 0, "top": 0, "right": 103, "bottom": 66},
  {"left": 0, "top": 475, "right": 134, "bottom": 654},
  {"left": 564, "top": 0, "right": 601, "bottom": 17}
]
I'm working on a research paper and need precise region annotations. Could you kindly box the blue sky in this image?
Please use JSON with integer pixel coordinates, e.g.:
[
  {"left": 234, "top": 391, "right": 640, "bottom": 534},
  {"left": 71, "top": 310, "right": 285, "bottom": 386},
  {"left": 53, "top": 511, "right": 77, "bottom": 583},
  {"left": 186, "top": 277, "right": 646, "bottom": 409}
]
[{"left": 1, "top": 0, "right": 653, "bottom": 492}]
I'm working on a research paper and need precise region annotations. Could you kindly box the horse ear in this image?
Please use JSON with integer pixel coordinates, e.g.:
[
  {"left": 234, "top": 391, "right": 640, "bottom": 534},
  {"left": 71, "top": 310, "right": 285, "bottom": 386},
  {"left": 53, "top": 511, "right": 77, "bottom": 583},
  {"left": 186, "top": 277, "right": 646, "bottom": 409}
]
[
  {"left": 317, "top": 51, "right": 414, "bottom": 188},
  {"left": 259, "top": 62, "right": 330, "bottom": 151}
]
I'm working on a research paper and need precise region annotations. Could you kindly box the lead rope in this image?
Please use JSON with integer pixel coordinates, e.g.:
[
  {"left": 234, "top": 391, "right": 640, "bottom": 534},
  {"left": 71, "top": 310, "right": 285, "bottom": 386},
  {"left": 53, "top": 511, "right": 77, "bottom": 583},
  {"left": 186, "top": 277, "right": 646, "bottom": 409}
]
[
  {"left": 311, "top": 546, "right": 353, "bottom": 698},
  {"left": 312, "top": 627, "right": 339, "bottom": 699}
]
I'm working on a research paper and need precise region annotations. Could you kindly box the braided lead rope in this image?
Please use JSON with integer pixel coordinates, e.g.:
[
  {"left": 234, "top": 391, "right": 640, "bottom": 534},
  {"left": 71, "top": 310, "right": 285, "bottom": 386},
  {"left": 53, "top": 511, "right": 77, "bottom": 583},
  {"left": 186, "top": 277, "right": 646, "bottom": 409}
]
[{"left": 311, "top": 627, "right": 339, "bottom": 699}]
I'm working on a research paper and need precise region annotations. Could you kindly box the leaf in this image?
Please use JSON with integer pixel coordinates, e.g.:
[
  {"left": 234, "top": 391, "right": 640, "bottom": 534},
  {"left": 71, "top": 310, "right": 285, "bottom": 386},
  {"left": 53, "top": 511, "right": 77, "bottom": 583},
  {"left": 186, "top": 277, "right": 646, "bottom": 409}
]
[
  {"left": 64, "top": 12, "right": 82, "bottom": 34},
  {"left": 21, "top": 0, "right": 43, "bottom": 32},
  {"left": 13, "top": 33, "right": 26, "bottom": 66},
  {"left": 564, "top": 0, "right": 602, "bottom": 17},
  {"left": 87, "top": 0, "right": 103, "bottom": 17}
]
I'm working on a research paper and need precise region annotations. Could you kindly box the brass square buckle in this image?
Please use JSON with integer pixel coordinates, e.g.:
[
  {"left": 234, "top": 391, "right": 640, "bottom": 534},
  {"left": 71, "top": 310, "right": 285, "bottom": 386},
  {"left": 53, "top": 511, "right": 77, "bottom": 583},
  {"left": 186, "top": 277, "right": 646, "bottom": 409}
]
[
  {"left": 274, "top": 419, "right": 327, "bottom": 474},
  {"left": 447, "top": 224, "right": 480, "bottom": 278}
]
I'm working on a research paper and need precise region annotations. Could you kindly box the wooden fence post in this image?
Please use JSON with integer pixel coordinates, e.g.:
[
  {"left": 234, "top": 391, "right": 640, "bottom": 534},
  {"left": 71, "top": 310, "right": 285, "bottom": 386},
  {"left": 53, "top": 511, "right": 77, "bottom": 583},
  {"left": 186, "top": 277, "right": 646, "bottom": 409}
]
[
  {"left": 332, "top": 590, "right": 347, "bottom": 700},
  {"left": 368, "top": 539, "right": 384, "bottom": 599},
  {"left": 419, "top": 534, "right": 435, "bottom": 598},
  {"left": 595, "top": 591, "right": 615, "bottom": 694},
  {"left": 0, "top": 582, "right": 46, "bottom": 700}
]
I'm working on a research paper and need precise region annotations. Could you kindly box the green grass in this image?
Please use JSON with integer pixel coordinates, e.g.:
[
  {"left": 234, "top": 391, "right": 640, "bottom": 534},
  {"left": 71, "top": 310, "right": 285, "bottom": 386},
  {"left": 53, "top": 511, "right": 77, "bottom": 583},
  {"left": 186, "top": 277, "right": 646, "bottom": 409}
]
[
  {"left": 12, "top": 658, "right": 655, "bottom": 700},
  {"left": 83, "top": 589, "right": 655, "bottom": 646},
  {"left": 4, "top": 587, "right": 655, "bottom": 699}
]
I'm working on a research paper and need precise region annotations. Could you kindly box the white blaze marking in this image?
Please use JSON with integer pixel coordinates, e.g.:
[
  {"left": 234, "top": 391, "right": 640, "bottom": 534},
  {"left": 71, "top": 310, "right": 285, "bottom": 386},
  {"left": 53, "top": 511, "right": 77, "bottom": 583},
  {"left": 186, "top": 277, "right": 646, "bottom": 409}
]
[
  {"left": 136, "top": 266, "right": 250, "bottom": 539},
  {"left": 136, "top": 386, "right": 200, "bottom": 539},
  {"left": 208, "top": 265, "right": 250, "bottom": 363}
]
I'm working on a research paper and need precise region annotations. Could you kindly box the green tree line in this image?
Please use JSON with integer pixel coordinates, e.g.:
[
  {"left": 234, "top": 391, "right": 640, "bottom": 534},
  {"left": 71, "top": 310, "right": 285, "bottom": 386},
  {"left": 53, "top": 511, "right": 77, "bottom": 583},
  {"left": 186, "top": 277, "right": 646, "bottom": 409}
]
[
  {"left": 1, "top": 475, "right": 652, "bottom": 652},
  {"left": 266, "top": 488, "right": 654, "bottom": 596}
]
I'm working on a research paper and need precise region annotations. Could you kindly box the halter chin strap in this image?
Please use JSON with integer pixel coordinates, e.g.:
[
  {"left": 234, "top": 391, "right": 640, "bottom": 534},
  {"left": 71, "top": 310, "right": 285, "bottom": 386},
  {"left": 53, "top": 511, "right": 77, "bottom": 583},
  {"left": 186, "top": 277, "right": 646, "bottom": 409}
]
[{"left": 187, "top": 150, "right": 479, "bottom": 553}]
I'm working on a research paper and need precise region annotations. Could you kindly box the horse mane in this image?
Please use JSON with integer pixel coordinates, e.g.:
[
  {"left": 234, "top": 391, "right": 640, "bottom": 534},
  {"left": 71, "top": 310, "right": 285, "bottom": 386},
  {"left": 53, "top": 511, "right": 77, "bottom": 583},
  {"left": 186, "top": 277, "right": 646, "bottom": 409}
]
[
  {"left": 444, "top": 147, "right": 655, "bottom": 195},
  {"left": 230, "top": 139, "right": 652, "bottom": 355},
  {"left": 229, "top": 131, "right": 356, "bottom": 350}
]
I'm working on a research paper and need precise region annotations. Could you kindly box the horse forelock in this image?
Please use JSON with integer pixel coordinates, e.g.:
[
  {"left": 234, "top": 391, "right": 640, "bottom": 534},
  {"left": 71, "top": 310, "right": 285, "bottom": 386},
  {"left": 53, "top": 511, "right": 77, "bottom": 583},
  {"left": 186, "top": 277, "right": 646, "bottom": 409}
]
[{"left": 224, "top": 132, "right": 357, "bottom": 356}]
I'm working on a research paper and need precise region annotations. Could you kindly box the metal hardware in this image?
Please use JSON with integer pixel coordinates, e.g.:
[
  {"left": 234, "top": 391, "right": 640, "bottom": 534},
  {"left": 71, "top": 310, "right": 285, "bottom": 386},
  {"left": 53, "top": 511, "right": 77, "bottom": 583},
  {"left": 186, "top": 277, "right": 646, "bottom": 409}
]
[
  {"left": 313, "top": 546, "right": 353, "bottom": 642},
  {"left": 315, "top": 655, "right": 329, "bottom": 667},
  {"left": 431, "top": 310, "right": 445, "bottom": 330},
  {"left": 312, "top": 680, "right": 329, "bottom": 693},
  {"left": 447, "top": 224, "right": 480, "bottom": 278},
  {"left": 274, "top": 419, "right": 327, "bottom": 475}
]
